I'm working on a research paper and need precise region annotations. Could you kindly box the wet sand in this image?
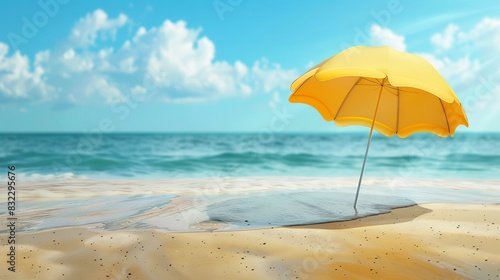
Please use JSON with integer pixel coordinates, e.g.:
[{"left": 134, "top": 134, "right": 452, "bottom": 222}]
[{"left": 1, "top": 203, "right": 499, "bottom": 280}]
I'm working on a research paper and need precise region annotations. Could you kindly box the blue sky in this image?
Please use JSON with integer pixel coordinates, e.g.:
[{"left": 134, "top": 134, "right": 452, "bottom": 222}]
[{"left": 0, "top": 0, "right": 499, "bottom": 133}]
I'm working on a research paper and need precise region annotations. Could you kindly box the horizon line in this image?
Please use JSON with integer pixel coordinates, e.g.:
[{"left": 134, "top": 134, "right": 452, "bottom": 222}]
[{"left": 0, "top": 131, "right": 497, "bottom": 135}]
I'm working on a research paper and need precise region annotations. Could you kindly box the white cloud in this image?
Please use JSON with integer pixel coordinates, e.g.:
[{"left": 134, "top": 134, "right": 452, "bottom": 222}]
[
  {"left": 305, "top": 60, "right": 315, "bottom": 69},
  {"left": 90, "top": 76, "right": 123, "bottom": 103},
  {"left": 61, "top": 49, "right": 94, "bottom": 72},
  {"left": 457, "top": 17, "right": 500, "bottom": 58},
  {"left": 70, "top": 9, "right": 128, "bottom": 48},
  {"left": 0, "top": 11, "right": 296, "bottom": 106},
  {"left": 431, "top": 24, "right": 458, "bottom": 50},
  {"left": 369, "top": 24, "right": 406, "bottom": 51},
  {"left": 24, "top": 46, "right": 128, "bottom": 104},
  {"left": 268, "top": 91, "right": 281, "bottom": 109},
  {"left": 419, "top": 53, "right": 481, "bottom": 83},
  {"left": 0, "top": 42, "right": 51, "bottom": 101},
  {"left": 134, "top": 20, "right": 249, "bottom": 99},
  {"left": 251, "top": 59, "right": 296, "bottom": 94}
]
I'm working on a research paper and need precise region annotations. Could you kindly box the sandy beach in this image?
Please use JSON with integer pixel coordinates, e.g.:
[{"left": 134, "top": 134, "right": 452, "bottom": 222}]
[
  {"left": 2, "top": 203, "right": 499, "bottom": 280},
  {"left": 1, "top": 0, "right": 499, "bottom": 278}
]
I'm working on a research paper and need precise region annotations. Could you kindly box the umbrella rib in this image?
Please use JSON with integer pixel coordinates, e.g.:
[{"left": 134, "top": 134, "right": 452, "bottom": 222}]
[
  {"left": 397, "top": 88, "right": 427, "bottom": 94},
  {"left": 439, "top": 98, "right": 451, "bottom": 134},
  {"left": 334, "top": 77, "right": 361, "bottom": 120},
  {"left": 384, "top": 87, "right": 398, "bottom": 94},
  {"left": 359, "top": 77, "right": 381, "bottom": 85},
  {"left": 396, "top": 87, "right": 400, "bottom": 133}
]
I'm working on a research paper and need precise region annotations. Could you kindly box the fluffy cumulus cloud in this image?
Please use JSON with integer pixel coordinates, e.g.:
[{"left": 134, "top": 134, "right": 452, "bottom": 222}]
[
  {"left": 0, "top": 9, "right": 296, "bottom": 106},
  {"left": 69, "top": 9, "right": 128, "bottom": 48},
  {"left": 369, "top": 24, "right": 406, "bottom": 51},
  {"left": 431, "top": 24, "right": 459, "bottom": 50},
  {"left": 0, "top": 42, "right": 51, "bottom": 101},
  {"left": 126, "top": 20, "right": 258, "bottom": 102}
]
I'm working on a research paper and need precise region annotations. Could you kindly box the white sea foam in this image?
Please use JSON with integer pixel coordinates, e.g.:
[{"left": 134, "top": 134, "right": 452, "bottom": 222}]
[{"left": 10, "top": 176, "right": 500, "bottom": 201}]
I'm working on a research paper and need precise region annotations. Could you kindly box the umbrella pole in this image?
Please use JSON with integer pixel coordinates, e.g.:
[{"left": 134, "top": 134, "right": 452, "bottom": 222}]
[{"left": 354, "top": 80, "right": 385, "bottom": 210}]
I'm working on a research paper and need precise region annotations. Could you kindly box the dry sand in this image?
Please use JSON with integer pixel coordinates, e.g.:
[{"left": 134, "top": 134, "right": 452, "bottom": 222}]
[{"left": 1, "top": 203, "right": 499, "bottom": 280}]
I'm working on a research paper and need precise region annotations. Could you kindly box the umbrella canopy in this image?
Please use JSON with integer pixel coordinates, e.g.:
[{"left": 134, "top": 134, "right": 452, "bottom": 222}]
[{"left": 288, "top": 46, "right": 468, "bottom": 209}]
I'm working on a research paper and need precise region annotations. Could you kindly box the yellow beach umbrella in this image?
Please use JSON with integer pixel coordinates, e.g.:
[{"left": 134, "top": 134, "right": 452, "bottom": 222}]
[{"left": 289, "top": 46, "right": 468, "bottom": 209}]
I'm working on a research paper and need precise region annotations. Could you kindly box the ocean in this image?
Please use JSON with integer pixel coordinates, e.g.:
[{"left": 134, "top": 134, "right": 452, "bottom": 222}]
[
  {"left": 2, "top": 132, "right": 499, "bottom": 180},
  {"left": 1, "top": 132, "right": 499, "bottom": 232}
]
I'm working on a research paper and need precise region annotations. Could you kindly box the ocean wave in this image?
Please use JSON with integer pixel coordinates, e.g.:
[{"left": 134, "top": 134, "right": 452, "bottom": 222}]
[
  {"left": 446, "top": 153, "right": 500, "bottom": 164},
  {"left": 1, "top": 133, "right": 499, "bottom": 179}
]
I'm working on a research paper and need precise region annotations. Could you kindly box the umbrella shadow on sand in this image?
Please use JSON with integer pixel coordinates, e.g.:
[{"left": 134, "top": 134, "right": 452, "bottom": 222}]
[
  {"left": 289, "top": 204, "right": 432, "bottom": 230},
  {"left": 204, "top": 190, "right": 425, "bottom": 230}
]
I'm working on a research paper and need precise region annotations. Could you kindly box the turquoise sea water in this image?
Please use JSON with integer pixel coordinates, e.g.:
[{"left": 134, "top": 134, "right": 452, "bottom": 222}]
[
  {"left": 1, "top": 132, "right": 499, "bottom": 232},
  {"left": 1, "top": 132, "right": 499, "bottom": 179}
]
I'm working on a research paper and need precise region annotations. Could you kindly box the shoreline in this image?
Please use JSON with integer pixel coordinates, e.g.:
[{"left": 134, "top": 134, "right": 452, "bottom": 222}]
[
  {"left": 9, "top": 176, "right": 500, "bottom": 201},
  {"left": 3, "top": 177, "right": 500, "bottom": 233},
  {"left": 1, "top": 203, "right": 499, "bottom": 279}
]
